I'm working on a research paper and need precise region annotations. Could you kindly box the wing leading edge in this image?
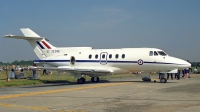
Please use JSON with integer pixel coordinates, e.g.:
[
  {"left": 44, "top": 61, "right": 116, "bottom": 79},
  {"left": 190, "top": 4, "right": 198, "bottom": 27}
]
[{"left": 29, "top": 66, "right": 115, "bottom": 76}]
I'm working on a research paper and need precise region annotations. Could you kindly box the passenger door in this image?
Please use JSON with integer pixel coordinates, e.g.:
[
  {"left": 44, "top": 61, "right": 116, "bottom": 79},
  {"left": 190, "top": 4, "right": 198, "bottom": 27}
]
[{"left": 100, "top": 52, "right": 108, "bottom": 65}]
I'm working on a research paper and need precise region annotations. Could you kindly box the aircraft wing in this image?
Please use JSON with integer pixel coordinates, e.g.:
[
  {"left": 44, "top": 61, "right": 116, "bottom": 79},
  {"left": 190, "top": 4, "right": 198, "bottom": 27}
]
[{"left": 29, "top": 66, "right": 113, "bottom": 76}]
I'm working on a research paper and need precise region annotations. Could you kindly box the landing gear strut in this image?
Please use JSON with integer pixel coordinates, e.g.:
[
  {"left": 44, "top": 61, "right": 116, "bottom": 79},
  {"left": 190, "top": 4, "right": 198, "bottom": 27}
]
[
  {"left": 91, "top": 77, "right": 99, "bottom": 83},
  {"left": 77, "top": 77, "right": 86, "bottom": 84}
]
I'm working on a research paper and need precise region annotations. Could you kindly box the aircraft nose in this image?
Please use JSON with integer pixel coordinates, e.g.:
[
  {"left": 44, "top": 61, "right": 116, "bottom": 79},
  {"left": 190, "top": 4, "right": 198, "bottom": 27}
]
[
  {"left": 181, "top": 60, "right": 191, "bottom": 68},
  {"left": 176, "top": 59, "right": 191, "bottom": 69},
  {"left": 169, "top": 57, "right": 191, "bottom": 69}
]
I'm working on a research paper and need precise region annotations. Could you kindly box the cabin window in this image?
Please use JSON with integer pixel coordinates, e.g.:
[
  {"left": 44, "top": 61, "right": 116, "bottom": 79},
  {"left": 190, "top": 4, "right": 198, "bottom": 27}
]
[
  {"left": 95, "top": 54, "right": 98, "bottom": 59},
  {"left": 122, "top": 54, "right": 125, "bottom": 58},
  {"left": 149, "top": 51, "right": 153, "bottom": 56},
  {"left": 154, "top": 51, "right": 158, "bottom": 56},
  {"left": 102, "top": 54, "right": 105, "bottom": 59},
  {"left": 115, "top": 54, "right": 119, "bottom": 59},
  {"left": 89, "top": 54, "right": 92, "bottom": 59},
  {"left": 109, "top": 54, "right": 112, "bottom": 59}
]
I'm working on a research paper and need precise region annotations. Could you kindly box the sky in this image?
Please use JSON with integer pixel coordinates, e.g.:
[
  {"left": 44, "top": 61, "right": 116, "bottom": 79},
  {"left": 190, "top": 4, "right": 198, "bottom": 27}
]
[{"left": 0, "top": 0, "right": 200, "bottom": 62}]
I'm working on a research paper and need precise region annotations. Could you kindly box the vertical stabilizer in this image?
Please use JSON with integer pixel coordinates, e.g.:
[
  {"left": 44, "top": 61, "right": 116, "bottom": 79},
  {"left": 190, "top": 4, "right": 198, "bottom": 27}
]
[
  {"left": 4, "top": 28, "right": 56, "bottom": 59},
  {"left": 20, "top": 28, "right": 40, "bottom": 37}
]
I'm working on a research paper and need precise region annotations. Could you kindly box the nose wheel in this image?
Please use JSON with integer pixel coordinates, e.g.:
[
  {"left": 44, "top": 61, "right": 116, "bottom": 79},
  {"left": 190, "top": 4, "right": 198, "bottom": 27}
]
[
  {"left": 160, "top": 78, "right": 167, "bottom": 83},
  {"left": 159, "top": 73, "right": 167, "bottom": 83}
]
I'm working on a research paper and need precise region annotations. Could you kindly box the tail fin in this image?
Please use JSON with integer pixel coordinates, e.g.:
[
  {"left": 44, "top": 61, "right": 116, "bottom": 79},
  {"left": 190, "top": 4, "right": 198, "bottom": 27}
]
[
  {"left": 20, "top": 28, "right": 40, "bottom": 37},
  {"left": 4, "top": 28, "right": 56, "bottom": 59}
]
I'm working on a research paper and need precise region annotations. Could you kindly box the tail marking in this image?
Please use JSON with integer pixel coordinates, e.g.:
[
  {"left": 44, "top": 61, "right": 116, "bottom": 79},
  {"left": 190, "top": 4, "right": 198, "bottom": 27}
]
[
  {"left": 36, "top": 41, "right": 45, "bottom": 49},
  {"left": 41, "top": 41, "right": 51, "bottom": 49}
]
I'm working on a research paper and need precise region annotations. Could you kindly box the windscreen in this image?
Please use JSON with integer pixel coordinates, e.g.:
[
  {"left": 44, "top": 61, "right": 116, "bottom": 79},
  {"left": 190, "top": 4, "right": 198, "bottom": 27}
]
[{"left": 157, "top": 51, "right": 167, "bottom": 56}]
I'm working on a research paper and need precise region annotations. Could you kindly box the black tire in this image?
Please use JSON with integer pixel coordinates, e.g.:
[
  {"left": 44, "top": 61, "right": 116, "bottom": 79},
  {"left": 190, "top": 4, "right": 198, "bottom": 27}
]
[
  {"left": 91, "top": 77, "right": 95, "bottom": 82},
  {"left": 81, "top": 77, "right": 86, "bottom": 83},
  {"left": 96, "top": 77, "right": 99, "bottom": 82},
  {"left": 77, "top": 78, "right": 85, "bottom": 84},
  {"left": 91, "top": 77, "right": 99, "bottom": 83},
  {"left": 77, "top": 78, "right": 82, "bottom": 84},
  {"left": 164, "top": 78, "right": 167, "bottom": 83}
]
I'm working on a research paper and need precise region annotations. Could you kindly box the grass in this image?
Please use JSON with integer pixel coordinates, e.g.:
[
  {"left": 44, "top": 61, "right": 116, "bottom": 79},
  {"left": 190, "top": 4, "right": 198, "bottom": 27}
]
[
  {"left": 0, "top": 70, "right": 135, "bottom": 87},
  {"left": 0, "top": 70, "right": 77, "bottom": 87},
  {"left": 0, "top": 79, "right": 42, "bottom": 87}
]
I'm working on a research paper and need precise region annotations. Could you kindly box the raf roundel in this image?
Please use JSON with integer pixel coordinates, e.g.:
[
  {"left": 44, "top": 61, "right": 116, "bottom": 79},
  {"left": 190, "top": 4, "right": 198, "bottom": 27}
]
[{"left": 138, "top": 59, "right": 143, "bottom": 65}]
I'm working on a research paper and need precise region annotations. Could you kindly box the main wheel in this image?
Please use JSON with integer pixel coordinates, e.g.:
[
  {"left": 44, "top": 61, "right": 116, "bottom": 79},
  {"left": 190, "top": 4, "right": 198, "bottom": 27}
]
[
  {"left": 81, "top": 77, "right": 86, "bottom": 83},
  {"left": 96, "top": 77, "right": 99, "bottom": 82},
  {"left": 77, "top": 77, "right": 86, "bottom": 84},
  {"left": 91, "top": 77, "right": 99, "bottom": 83},
  {"left": 91, "top": 77, "right": 95, "bottom": 82}
]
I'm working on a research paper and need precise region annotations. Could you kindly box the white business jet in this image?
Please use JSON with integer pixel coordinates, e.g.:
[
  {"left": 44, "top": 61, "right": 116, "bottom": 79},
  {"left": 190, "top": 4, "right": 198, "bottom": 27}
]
[{"left": 4, "top": 28, "right": 191, "bottom": 83}]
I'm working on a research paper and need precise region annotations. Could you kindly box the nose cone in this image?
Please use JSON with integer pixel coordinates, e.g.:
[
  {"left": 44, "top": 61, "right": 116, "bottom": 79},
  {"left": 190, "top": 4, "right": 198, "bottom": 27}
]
[
  {"left": 170, "top": 57, "right": 191, "bottom": 69},
  {"left": 180, "top": 60, "right": 191, "bottom": 69}
]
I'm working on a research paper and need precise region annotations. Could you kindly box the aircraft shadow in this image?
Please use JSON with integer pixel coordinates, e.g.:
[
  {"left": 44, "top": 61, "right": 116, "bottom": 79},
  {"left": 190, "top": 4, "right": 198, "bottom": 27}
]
[{"left": 21, "top": 79, "right": 177, "bottom": 88}]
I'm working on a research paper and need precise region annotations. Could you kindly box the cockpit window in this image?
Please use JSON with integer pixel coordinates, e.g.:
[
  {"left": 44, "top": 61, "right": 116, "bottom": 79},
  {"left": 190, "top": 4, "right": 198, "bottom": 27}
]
[
  {"left": 149, "top": 51, "right": 153, "bottom": 56},
  {"left": 154, "top": 51, "right": 158, "bottom": 56},
  {"left": 157, "top": 51, "right": 167, "bottom": 56}
]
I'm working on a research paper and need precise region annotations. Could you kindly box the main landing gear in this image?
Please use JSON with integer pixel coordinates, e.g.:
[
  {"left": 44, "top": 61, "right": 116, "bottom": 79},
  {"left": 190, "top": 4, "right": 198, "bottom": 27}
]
[
  {"left": 77, "top": 77, "right": 86, "bottom": 84},
  {"left": 91, "top": 77, "right": 99, "bottom": 83},
  {"left": 76, "top": 76, "right": 100, "bottom": 84}
]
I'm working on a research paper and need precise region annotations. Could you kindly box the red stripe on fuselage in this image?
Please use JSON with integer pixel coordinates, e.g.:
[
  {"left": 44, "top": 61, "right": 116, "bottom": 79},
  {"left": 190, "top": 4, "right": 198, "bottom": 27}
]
[{"left": 42, "top": 41, "right": 51, "bottom": 49}]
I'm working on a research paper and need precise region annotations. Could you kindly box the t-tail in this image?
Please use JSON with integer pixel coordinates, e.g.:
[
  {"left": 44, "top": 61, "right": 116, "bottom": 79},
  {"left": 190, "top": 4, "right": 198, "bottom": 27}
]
[{"left": 4, "top": 28, "right": 56, "bottom": 59}]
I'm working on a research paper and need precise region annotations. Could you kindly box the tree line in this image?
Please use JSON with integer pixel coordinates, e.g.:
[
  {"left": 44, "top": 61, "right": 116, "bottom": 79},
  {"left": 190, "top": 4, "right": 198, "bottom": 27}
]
[
  {"left": 0, "top": 60, "right": 34, "bottom": 66},
  {"left": 190, "top": 62, "right": 200, "bottom": 68}
]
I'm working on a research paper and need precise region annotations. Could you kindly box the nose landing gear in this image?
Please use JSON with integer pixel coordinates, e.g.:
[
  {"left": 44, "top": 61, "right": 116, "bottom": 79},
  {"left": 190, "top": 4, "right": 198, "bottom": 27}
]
[
  {"left": 159, "top": 73, "right": 167, "bottom": 83},
  {"left": 160, "top": 78, "right": 167, "bottom": 83}
]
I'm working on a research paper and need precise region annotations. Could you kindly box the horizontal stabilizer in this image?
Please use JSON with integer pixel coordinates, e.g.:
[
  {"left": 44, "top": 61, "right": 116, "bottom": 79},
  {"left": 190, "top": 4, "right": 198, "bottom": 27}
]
[{"left": 4, "top": 35, "right": 44, "bottom": 40}]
